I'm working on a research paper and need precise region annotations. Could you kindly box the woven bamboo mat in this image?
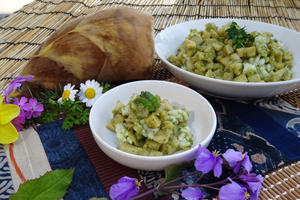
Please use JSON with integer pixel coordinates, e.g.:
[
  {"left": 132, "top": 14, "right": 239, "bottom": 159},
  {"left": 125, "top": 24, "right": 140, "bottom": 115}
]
[{"left": 1, "top": 0, "right": 300, "bottom": 199}]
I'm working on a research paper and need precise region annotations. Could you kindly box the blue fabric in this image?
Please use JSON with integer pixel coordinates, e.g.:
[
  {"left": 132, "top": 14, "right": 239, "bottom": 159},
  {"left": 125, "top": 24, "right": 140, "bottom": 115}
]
[
  {"left": 205, "top": 95, "right": 296, "bottom": 174},
  {"left": 141, "top": 95, "right": 300, "bottom": 200},
  {"left": 37, "top": 119, "right": 109, "bottom": 200},
  {"left": 0, "top": 145, "right": 15, "bottom": 200},
  {"left": 220, "top": 97, "right": 300, "bottom": 160}
]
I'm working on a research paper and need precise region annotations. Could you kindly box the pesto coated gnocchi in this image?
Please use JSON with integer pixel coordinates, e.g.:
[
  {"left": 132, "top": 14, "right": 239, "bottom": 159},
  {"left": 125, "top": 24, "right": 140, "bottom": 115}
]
[
  {"left": 106, "top": 92, "right": 193, "bottom": 156},
  {"left": 167, "top": 21, "right": 294, "bottom": 82}
]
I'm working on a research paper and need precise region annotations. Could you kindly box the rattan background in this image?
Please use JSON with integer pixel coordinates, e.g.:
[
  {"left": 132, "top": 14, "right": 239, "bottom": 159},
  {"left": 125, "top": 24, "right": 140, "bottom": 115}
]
[{"left": 1, "top": 0, "right": 300, "bottom": 199}]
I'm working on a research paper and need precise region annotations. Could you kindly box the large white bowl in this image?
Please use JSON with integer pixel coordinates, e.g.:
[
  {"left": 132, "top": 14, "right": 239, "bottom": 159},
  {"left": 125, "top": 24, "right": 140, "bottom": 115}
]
[
  {"left": 89, "top": 80, "right": 216, "bottom": 171},
  {"left": 155, "top": 19, "right": 300, "bottom": 100}
]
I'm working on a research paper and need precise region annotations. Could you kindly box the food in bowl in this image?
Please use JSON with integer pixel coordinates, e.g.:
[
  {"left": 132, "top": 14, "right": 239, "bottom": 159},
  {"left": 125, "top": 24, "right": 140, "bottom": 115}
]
[
  {"left": 106, "top": 91, "right": 194, "bottom": 156},
  {"left": 89, "top": 80, "right": 216, "bottom": 170},
  {"left": 167, "top": 21, "right": 294, "bottom": 83}
]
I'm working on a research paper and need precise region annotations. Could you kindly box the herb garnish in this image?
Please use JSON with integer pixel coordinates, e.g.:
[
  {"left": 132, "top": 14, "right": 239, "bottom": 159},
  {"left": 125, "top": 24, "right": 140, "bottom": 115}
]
[
  {"left": 225, "top": 21, "right": 255, "bottom": 48},
  {"left": 139, "top": 91, "right": 160, "bottom": 112}
]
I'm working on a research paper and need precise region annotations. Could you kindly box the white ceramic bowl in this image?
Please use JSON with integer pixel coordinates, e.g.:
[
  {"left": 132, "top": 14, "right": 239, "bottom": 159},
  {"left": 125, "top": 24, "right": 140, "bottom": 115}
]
[
  {"left": 89, "top": 80, "right": 216, "bottom": 171},
  {"left": 155, "top": 19, "right": 300, "bottom": 100}
]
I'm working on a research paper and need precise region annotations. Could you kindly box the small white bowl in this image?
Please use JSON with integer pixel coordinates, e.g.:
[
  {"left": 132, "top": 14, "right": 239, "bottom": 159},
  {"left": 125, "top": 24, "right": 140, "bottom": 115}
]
[
  {"left": 155, "top": 19, "right": 300, "bottom": 100},
  {"left": 89, "top": 80, "right": 216, "bottom": 171}
]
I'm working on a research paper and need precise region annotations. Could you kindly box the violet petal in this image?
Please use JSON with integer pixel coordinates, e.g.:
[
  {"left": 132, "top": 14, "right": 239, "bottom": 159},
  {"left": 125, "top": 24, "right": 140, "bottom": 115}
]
[{"left": 182, "top": 187, "right": 204, "bottom": 200}]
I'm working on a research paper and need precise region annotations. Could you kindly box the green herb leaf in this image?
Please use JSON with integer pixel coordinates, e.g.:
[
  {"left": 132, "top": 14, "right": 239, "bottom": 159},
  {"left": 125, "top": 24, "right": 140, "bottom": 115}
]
[
  {"left": 9, "top": 169, "right": 74, "bottom": 200},
  {"left": 61, "top": 100, "right": 90, "bottom": 130},
  {"left": 100, "top": 82, "right": 111, "bottom": 93},
  {"left": 225, "top": 21, "right": 255, "bottom": 48},
  {"left": 139, "top": 91, "right": 161, "bottom": 111}
]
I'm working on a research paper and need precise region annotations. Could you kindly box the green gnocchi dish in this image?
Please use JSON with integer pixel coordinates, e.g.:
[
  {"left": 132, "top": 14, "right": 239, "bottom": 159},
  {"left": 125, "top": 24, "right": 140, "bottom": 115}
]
[
  {"left": 106, "top": 91, "right": 193, "bottom": 156},
  {"left": 167, "top": 21, "right": 294, "bottom": 82}
]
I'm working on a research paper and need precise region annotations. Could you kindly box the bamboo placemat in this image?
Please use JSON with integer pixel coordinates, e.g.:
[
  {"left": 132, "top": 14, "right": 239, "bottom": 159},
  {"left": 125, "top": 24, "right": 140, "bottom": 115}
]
[{"left": 1, "top": 0, "right": 300, "bottom": 199}]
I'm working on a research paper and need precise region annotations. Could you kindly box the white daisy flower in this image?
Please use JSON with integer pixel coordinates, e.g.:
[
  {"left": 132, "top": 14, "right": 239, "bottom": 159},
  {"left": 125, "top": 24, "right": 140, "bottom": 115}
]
[
  {"left": 58, "top": 83, "right": 78, "bottom": 103},
  {"left": 77, "top": 80, "right": 103, "bottom": 107}
]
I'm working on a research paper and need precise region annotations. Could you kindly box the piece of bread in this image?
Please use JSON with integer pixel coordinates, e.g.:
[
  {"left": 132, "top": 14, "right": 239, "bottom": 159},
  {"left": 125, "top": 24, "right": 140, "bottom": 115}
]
[{"left": 14, "top": 7, "right": 155, "bottom": 96}]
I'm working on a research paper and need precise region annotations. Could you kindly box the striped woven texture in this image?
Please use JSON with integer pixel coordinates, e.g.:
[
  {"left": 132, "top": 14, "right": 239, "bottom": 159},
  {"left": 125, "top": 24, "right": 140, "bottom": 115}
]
[{"left": 1, "top": 0, "right": 300, "bottom": 199}]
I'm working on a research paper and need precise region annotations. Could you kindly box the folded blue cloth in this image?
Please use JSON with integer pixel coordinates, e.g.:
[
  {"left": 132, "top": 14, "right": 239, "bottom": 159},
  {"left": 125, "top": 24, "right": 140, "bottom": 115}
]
[{"left": 37, "top": 119, "right": 110, "bottom": 200}]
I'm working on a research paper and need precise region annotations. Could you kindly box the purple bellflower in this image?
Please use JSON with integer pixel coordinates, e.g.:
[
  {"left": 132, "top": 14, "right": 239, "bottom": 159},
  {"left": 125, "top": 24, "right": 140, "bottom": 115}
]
[
  {"left": 195, "top": 145, "right": 223, "bottom": 178},
  {"left": 23, "top": 98, "right": 44, "bottom": 119},
  {"left": 219, "top": 177, "right": 250, "bottom": 200},
  {"left": 109, "top": 176, "right": 141, "bottom": 200},
  {"left": 3, "top": 75, "right": 33, "bottom": 96},
  {"left": 223, "top": 149, "right": 252, "bottom": 173},
  {"left": 240, "top": 173, "right": 264, "bottom": 200},
  {"left": 182, "top": 187, "right": 204, "bottom": 200}
]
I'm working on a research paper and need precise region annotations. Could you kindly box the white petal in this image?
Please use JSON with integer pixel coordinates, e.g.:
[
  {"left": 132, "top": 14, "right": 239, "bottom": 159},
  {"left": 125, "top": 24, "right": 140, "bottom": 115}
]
[
  {"left": 63, "top": 83, "right": 70, "bottom": 91},
  {"left": 70, "top": 84, "right": 76, "bottom": 90},
  {"left": 78, "top": 94, "right": 85, "bottom": 100},
  {"left": 80, "top": 83, "right": 87, "bottom": 90},
  {"left": 82, "top": 98, "right": 88, "bottom": 103},
  {"left": 86, "top": 100, "right": 92, "bottom": 107},
  {"left": 86, "top": 80, "right": 93, "bottom": 88}
]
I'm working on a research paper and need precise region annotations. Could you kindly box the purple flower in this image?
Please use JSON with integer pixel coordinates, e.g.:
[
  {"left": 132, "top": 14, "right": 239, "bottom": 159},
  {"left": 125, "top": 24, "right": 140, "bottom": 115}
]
[
  {"left": 182, "top": 187, "right": 204, "bottom": 200},
  {"left": 11, "top": 118, "right": 24, "bottom": 132},
  {"left": 13, "top": 97, "right": 28, "bottom": 112},
  {"left": 11, "top": 98, "right": 28, "bottom": 131},
  {"left": 219, "top": 178, "right": 249, "bottom": 200},
  {"left": 195, "top": 145, "right": 223, "bottom": 178},
  {"left": 11, "top": 109, "right": 25, "bottom": 131},
  {"left": 109, "top": 176, "right": 141, "bottom": 200},
  {"left": 223, "top": 149, "right": 252, "bottom": 173},
  {"left": 3, "top": 75, "right": 34, "bottom": 96},
  {"left": 240, "top": 174, "right": 264, "bottom": 200},
  {"left": 23, "top": 98, "right": 44, "bottom": 119}
]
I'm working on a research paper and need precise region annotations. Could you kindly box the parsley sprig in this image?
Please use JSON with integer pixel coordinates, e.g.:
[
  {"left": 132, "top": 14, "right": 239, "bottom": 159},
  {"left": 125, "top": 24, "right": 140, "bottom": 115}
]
[
  {"left": 139, "top": 91, "right": 161, "bottom": 112},
  {"left": 225, "top": 21, "right": 255, "bottom": 48}
]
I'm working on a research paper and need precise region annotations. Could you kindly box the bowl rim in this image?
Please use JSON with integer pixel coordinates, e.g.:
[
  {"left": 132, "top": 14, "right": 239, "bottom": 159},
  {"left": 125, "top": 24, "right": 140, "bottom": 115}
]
[
  {"left": 89, "top": 80, "right": 217, "bottom": 161},
  {"left": 155, "top": 18, "right": 300, "bottom": 87}
]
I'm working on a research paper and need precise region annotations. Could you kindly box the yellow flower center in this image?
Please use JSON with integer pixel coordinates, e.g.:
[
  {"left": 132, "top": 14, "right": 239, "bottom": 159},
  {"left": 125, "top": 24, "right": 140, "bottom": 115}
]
[
  {"left": 244, "top": 192, "right": 250, "bottom": 198},
  {"left": 213, "top": 150, "right": 221, "bottom": 157},
  {"left": 62, "top": 90, "right": 70, "bottom": 99},
  {"left": 85, "top": 88, "right": 96, "bottom": 99},
  {"left": 135, "top": 179, "right": 143, "bottom": 191}
]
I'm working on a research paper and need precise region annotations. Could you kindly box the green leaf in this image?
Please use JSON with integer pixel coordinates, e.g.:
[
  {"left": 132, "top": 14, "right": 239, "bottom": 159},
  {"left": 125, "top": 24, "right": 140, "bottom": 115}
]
[
  {"left": 100, "top": 82, "right": 111, "bottom": 93},
  {"left": 9, "top": 169, "right": 74, "bottom": 200},
  {"left": 139, "top": 91, "right": 161, "bottom": 111},
  {"left": 225, "top": 21, "right": 255, "bottom": 48}
]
